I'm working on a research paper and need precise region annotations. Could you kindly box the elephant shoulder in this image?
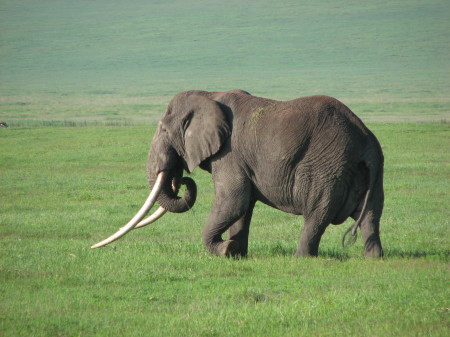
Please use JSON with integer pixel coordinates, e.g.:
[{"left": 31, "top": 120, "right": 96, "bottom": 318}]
[{"left": 226, "top": 89, "right": 251, "bottom": 96}]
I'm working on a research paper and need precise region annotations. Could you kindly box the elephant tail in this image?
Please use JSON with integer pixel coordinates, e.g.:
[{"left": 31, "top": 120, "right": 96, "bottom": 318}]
[
  {"left": 342, "top": 197, "right": 367, "bottom": 248},
  {"left": 342, "top": 143, "right": 383, "bottom": 248}
]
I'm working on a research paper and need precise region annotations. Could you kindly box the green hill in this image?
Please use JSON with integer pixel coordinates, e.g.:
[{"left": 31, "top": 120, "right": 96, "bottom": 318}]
[{"left": 1, "top": 0, "right": 449, "bottom": 124}]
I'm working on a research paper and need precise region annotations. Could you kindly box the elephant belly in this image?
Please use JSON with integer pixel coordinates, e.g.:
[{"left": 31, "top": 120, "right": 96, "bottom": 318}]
[
  {"left": 252, "top": 180, "right": 305, "bottom": 215},
  {"left": 256, "top": 194, "right": 304, "bottom": 215},
  {"left": 250, "top": 162, "right": 359, "bottom": 222}
]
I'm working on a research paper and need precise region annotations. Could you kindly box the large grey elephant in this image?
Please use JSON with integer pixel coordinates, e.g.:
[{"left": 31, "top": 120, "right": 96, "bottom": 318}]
[{"left": 92, "top": 90, "right": 384, "bottom": 258}]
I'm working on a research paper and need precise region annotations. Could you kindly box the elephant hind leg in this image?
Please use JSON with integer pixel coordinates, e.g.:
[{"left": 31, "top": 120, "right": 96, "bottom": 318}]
[
  {"left": 360, "top": 177, "right": 384, "bottom": 258},
  {"left": 295, "top": 185, "right": 337, "bottom": 257},
  {"left": 295, "top": 217, "right": 330, "bottom": 257}
]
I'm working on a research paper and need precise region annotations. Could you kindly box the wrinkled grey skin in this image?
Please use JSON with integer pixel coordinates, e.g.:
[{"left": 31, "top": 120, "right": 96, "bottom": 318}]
[{"left": 147, "top": 90, "right": 384, "bottom": 258}]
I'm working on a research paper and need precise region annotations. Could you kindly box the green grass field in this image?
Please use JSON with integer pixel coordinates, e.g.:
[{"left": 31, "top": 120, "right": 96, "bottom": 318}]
[
  {"left": 1, "top": 124, "right": 449, "bottom": 336},
  {"left": 1, "top": 1, "right": 449, "bottom": 336}
]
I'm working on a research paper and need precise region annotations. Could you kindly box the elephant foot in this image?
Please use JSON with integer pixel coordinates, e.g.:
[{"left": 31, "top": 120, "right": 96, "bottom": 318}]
[
  {"left": 219, "top": 240, "right": 241, "bottom": 258},
  {"left": 294, "top": 241, "right": 319, "bottom": 258},
  {"left": 364, "top": 246, "right": 383, "bottom": 258},
  {"left": 364, "top": 243, "right": 383, "bottom": 258},
  {"left": 294, "top": 248, "right": 318, "bottom": 258},
  {"left": 364, "top": 234, "right": 383, "bottom": 258}
]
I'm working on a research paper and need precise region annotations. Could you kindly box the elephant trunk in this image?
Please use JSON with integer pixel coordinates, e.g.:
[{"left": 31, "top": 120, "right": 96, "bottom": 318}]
[{"left": 148, "top": 167, "right": 197, "bottom": 213}]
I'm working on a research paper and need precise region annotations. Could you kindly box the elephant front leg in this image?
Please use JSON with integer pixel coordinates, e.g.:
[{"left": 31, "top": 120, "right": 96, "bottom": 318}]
[
  {"left": 202, "top": 180, "right": 252, "bottom": 258},
  {"left": 202, "top": 214, "right": 243, "bottom": 258},
  {"left": 227, "top": 200, "right": 256, "bottom": 257}
]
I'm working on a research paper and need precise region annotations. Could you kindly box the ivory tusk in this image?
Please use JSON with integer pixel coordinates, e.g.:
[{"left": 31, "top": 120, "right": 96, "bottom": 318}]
[
  {"left": 134, "top": 206, "right": 167, "bottom": 229},
  {"left": 91, "top": 171, "right": 167, "bottom": 248},
  {"left": 133, "top": 177, "right": 179, "bottom": 229}
]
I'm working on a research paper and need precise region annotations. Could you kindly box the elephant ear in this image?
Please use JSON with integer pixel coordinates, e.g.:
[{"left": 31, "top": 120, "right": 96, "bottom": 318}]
[{"left": 183, "top": 94, "right": 230, "bottom": 172}]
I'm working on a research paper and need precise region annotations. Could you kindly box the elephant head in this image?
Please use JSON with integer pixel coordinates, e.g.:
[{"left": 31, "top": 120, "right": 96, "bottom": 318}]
[{"left": 92, "top": 91, "right": 231, "bottom": 248}]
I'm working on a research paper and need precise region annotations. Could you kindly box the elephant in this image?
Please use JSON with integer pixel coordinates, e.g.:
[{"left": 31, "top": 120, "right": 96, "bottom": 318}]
[{"left": 92, "top": 90, "right": 384, "bottom": 258}]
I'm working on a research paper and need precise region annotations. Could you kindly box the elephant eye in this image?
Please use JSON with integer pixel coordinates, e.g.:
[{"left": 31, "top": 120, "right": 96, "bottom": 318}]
[
  {"left": 158, "top": 121, "right": 165, "bottom": 130},
  {"left": 157, "top": 122, "right": 168, "bottom": 135},
  {"left": 160, "top": 125, "right": 173, "bottom": 140}
]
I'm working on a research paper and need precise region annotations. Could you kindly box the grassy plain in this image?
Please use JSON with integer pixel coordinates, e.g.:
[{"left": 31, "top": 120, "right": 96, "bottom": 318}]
[
  {"left": 1, "top": 0, "right": 450, "bottom": 336},
  {"left": 1, "top": 124, "right": 449, "bottom": 337}
]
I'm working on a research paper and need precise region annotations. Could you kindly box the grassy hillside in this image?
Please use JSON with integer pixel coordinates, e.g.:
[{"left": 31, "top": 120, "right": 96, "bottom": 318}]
[{"left": 1, "top": 0, "right": 449, "bottom": 124}]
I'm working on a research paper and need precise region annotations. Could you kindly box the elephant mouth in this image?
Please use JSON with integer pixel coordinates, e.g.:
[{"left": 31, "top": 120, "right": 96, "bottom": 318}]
[{"left": 91, "top": 170, "right": 197, "bottom": 249}]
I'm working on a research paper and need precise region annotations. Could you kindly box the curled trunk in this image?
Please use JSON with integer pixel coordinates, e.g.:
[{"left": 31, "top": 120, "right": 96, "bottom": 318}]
[{"left": 149, "top": 168, "right": 197, "bottom": 213}]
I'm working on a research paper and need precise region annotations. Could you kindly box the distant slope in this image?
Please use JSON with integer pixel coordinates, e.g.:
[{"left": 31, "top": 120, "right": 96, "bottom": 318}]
[{"left": 1, "top": 0, "right": 449, "bottom": 123}]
